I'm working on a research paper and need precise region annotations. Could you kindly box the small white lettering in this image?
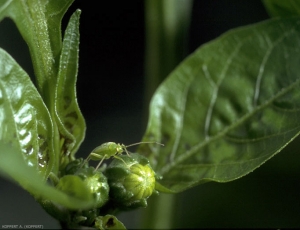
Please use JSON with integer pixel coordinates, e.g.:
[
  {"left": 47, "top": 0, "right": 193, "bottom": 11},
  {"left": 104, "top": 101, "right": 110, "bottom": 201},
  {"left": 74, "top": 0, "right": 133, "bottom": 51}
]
[
  {"left": 2, "top": 225, "right": 19, "bottom": 229},
  {"left": 24, "top": 225, "right": 43, "bottom": 229},
  {"left": 1, "top": 225, "right": 43, "bottom": 229}
]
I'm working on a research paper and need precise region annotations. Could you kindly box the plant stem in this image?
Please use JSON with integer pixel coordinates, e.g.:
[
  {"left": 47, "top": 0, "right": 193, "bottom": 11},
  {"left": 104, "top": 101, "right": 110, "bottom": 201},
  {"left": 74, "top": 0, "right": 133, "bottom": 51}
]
[
  {"left": 141, "top": 0, "right": 193, "bottom": 228},
  {"left": 143, "top": 0, "right": 193, "bottom": 114},
  {"left": 140, "top": 194, "right": 176, "bottom": 229}
]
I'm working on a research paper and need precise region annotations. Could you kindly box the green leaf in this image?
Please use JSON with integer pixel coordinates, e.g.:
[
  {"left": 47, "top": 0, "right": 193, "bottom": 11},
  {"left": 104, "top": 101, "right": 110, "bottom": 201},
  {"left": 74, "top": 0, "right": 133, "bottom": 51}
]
[
  {"left": 0, "top": 143, "right": 94, "bottom": 210},
  {"left": 55, "top": 9, "right": 86, "bottom": 167},
  {"left": 44, "top": 0, "right": 75, "bottom": 62},
  {"left": 139, "top": 17, "right": 300, "bottom": 192},
  {"left": 263, "top": 0, "right": 300, "bottom": 17},
  {"left": 0, "top": 48, "right": 56, "bottom": 178},
  {"left": 0, "top": 0, "right": 74, "bottom": 100},
  {"left": 0, "top": 1, "right": 86, "bottom": 169}
]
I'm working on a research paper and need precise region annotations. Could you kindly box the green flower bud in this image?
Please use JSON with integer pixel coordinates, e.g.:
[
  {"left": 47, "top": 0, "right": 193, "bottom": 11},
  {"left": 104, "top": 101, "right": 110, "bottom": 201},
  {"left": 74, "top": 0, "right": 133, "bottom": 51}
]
[
  {"left": 104, "top": 153, "right": 157, "bottom": 210},
  {"left": 123, "top": 163, "right": 155, "bottom": 200},
  {"left": 75, "top": 167, "right": 110, "bottom": 208},
  {"left": 95, "top": 215, "right": 126, "bottom": 230},
  {"left": 57, "top": 166, "right": 109, "bottom": 209},
  {"left": 56, "top": 175, "right": 93, "bottom": 203}
]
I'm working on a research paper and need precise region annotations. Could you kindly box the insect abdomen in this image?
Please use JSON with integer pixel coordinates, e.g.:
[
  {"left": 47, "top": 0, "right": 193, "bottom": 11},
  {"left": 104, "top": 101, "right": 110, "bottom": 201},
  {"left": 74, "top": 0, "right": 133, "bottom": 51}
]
[{"left": 90, "top": 142, "right": 120, "bottom": 161}]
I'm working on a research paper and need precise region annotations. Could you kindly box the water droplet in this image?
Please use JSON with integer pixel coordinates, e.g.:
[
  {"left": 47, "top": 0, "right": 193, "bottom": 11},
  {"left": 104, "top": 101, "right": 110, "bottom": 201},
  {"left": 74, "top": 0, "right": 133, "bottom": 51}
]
[
  {"left": 25, "top": 145, "right": 34, "bottom": 155},
  {"left": 0, "top": 89, "right": 4, "bottom": 105},
  {"left": 38, "top": 150, "right": 49, "bottom": 168}
]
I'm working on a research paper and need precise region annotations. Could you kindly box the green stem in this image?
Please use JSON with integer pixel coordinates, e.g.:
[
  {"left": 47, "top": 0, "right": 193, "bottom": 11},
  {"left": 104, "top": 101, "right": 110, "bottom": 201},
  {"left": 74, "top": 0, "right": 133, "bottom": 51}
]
[
  {"left": 140, "top": 194, "right": 176, "bottom": 229},
  {"left": 142, "top": 0, "right": 193, "bottom": 228},
  {"left": 143, "top": 0, "right": 193, "bottom": 117}
]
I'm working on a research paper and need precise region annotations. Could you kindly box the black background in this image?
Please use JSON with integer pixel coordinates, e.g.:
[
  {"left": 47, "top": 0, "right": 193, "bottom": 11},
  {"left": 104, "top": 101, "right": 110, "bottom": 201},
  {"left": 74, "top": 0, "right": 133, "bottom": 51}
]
[{"left": 1, "top": 0, "right": 300, "bottom": 228}]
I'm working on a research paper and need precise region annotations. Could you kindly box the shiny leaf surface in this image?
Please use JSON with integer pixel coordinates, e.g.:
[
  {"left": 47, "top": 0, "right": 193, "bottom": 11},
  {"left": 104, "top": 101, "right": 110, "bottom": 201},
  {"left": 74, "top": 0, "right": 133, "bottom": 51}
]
[
  {"left": 0, "top": 0, "right": 86, "bottom": 172},
  {"left": 140, "top": 17, "right": 300, "bottom": 192},
  {"left": 0, "top": 48, "right": 55, "bottom": 178}
]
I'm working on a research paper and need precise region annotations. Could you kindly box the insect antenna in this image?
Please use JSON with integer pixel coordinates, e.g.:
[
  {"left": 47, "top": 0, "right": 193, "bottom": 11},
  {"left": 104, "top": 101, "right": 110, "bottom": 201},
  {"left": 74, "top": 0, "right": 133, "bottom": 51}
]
[
  {"left": 125, "top": 141, "right": 164, "bottom": 148},
  {"left": 122, "top": 142, "right": 164, "bottom": 157}
]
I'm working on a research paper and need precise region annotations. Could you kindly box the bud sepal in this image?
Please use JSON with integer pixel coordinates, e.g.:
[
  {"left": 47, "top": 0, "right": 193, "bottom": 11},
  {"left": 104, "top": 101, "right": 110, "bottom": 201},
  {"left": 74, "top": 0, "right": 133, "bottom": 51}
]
[
  {"left": 75, "top": 167, "right": 110, "bottom": 209},
  {"left": 104, "top": 153, "right": 158, "bottom": 210}
]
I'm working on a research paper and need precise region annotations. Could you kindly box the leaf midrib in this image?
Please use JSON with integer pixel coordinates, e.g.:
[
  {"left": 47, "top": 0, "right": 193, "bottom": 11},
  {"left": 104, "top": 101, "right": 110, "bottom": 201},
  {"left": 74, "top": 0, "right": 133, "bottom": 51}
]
[{"left": 160, "top": 20, "right": 300, "bottom": 175}]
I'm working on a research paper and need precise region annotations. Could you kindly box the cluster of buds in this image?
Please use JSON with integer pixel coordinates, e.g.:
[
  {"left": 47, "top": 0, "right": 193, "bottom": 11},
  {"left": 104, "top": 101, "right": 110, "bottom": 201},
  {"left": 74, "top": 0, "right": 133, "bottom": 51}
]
[
  {"left": 57, "top": 152, "right": 158, "bottom": 211},
  {"left": 54, "top": 151, "right": 159, "bottom": 229}
]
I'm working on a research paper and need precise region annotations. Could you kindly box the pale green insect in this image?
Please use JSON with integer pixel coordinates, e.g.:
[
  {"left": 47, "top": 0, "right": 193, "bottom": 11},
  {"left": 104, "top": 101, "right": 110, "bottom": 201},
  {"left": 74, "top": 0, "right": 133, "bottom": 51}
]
[{"left": 84, "top": 142, "right": 164, "bottom": 171}]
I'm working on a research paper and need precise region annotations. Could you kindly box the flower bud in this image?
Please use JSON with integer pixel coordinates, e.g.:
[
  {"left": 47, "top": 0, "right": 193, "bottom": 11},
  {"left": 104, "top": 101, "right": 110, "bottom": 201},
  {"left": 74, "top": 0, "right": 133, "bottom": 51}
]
[
  {"left": 57, "top": 158, "right": 110, "bottom": 209},
  {"left": 56, "top": 175, "right": 93, "bottom": 202},
  {"left": 95, "top": 215, "right": 126, "bottom": 230},
  {"left": 75, "top": 167, "right": 110, "bottom": 208},
  {"left": 104, "top": 153, "right": 157, "bottom": 210}
]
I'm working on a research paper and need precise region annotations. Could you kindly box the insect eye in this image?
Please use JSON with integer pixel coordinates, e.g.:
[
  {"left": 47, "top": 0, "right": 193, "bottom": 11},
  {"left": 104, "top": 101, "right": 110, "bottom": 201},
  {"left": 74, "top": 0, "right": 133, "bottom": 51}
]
[{"left": 117, "top": 147, "right": 123, "bottom": 152}]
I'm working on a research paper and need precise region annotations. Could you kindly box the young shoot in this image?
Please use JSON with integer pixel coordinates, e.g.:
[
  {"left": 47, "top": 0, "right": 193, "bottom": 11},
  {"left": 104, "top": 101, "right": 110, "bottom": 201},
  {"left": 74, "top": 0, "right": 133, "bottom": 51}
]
[{"left": 83, "top": 141, "right": 164, "bottom": 171}]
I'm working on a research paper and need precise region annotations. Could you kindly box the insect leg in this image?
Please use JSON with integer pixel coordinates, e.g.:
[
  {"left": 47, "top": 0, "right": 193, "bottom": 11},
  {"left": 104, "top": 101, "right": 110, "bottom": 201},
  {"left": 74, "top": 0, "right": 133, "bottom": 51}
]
[
  {"left": 113, "top": 155, "right": 129, "bottom": 167},
  {"left": 122, "top": 144, "right": 131, "bottom": 157},
  {"left": 80, "top": 155, "right": 91, "bottom": 169},
  {"left": 94, "top": 154, "right": 107, "bottom": 171}
]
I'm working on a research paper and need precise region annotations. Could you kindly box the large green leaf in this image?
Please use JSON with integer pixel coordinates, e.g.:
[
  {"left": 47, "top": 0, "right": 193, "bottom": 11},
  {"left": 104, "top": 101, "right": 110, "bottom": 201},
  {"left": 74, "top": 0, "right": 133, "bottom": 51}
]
[
  {"left": 0, "top": 48, "right": 56, "bottom": 178},
  {"left": 263, "top": 0, "right": 300, "bottom": 17},
  {"left": 55, "top": 9, "right": 86, "bottom": 168},
  {"left": 139, "top": 17, "right": 300, "bottom": 192},
  {"left": 0, "top": 0, "right": 73, "bottom": 100}
]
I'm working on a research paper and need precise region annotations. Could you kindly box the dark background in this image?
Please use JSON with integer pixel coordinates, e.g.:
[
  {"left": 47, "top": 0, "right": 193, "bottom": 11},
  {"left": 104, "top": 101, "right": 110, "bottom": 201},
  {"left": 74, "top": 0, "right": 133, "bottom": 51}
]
[{"left": 1, "top": 0, "right": 300, "bottom": 228}]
